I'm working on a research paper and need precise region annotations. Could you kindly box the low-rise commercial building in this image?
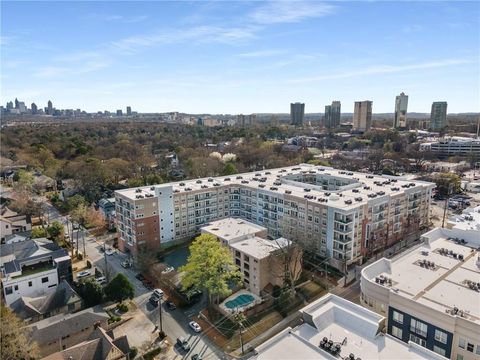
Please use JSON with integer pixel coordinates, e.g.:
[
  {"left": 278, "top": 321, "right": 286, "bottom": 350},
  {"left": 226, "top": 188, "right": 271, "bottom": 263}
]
[
  {"left": 360, "top": 227, "right": 480, "bottom": 359},
  {"left": 1, "top": 238, "right": 72, "bottom": 305},
  {"left": 420, "top": 137, "right": 480, "bottom": 158},
  {"left": 115, "top": 164, "right": 434, "bottom": 271},
  {"left": 253, "top": 293, "right": 445, "bottom": 360}
]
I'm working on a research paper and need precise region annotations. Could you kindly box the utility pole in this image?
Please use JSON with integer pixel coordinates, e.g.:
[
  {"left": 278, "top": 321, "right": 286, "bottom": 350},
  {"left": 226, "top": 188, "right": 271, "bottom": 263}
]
[
  {"left": 158, "top": 299, "right": 163, "bottom": 334},
  {"left": 104, "top": 239, "right": 109, "bottom": 282},
  {"left": 234, "top": 312, "right": 246, "bottom": 355},
  {"left": 442, "top": 183, "right": 453, "bottom": 228}
]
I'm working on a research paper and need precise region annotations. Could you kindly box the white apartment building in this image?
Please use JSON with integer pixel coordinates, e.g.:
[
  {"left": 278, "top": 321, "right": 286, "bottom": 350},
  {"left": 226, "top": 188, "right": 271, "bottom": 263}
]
[
  {"left": 420, "top": 137, "right": 480, "bottom": 158},
  {"left": 115, "top": 164, "right": 434, "bottom": 271},
  {"left": 253, "top": 293, "right": 445, "bottom": 360},
  {"left": 360, "top": 227, "right": 480, "bottom": 359},
  {"left": 201, "top": 218, "right": 298, "bottom": 296}
]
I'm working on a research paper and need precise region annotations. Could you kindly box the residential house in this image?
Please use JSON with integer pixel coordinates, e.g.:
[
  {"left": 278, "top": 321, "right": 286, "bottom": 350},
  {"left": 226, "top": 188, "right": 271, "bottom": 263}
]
[{"left": 0, "top": 205, "right": 31, "bottom": 243}]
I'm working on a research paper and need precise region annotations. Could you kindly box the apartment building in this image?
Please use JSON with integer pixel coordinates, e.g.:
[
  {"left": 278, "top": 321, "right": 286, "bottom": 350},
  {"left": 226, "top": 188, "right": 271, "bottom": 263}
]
[
  {"left": 115, "top": 164, "right": 434, "bottom": 270},
  {"left": 253, "top": 293, "right": 445, "bottom": 360},
  {"left": 360, "top": 227, "right": 480, "bottom": 359},
  {"left": 201, "top": 218, "right": 299, "bottom": 295},
  {"left": 353, "top": 100, "right": 373, "bottom": 132}
]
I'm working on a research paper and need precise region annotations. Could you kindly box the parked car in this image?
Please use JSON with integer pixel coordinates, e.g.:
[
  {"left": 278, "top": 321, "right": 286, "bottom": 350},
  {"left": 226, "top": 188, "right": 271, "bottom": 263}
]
[
  {"left": 77, "top": 270, "right": 91, "bottom": 279},
  {"left": 135, "top": 273, "right": 145, "bottom": 281},
  {"left": 191, "top": 355, "right": 202, "bottom": 360},
  {"left": 95, "top": 276, "right": 107, "bottom": 285},
  {"left": 143, "top": 280, "right": 154, "bottom": 290},
  {"left": 176, "top": 337, "right": 191, "bottom": 352},
  {"left": 149, "top": 296, "right": 159, "bottom": 307},
  {"left": 121, "top": 260, "right": 132, "bottom": 268},
  {"left": 189, "top": 321, "right": 202, "bottom": 333},
  {"left": 161, "top": 266, "right": 174, "bottom": 274},
  {"left": 153, "top": 288, "right": 164, "bottom": 299},
  {"left": 166, "top": 300, "right": 176, "bottom": 310},
  {"left": 105, "top": 248, "right": 115, "bottom": 256}
]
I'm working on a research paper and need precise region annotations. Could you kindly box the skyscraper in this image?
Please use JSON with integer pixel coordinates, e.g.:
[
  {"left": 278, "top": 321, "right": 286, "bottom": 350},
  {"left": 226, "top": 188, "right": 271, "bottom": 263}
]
[
  {"left": 126, "top": 106, "right": 132, "bottom": 116},
  {"left": 352, "top": 101, "right": 372, "bottom": 132},
  {"left": 6, "top": 101, "right": 13, "bottom": 111},
  {"left": 14, "top": 98, "right": 19, "bottom": 109},
  {"left": 290, "top": 102, "right": 305, "bottom": 125},
  {"left": 430, "top": 101, "right": 447, "bottom": 131},
  {"left": 47, "top": 100, "right": 53, "bottom": 115},
  {"left": 31, "top": 103, "right": 38, "bottom": 114},
  {"left": 393, "top": 92, "right": 408, "bottom": 129},
  {"left": 324, "top": 101, "right": 341, "bottom": 129},
  {"left": 116, "top": 109, "right": 123, "bottom": 116}
]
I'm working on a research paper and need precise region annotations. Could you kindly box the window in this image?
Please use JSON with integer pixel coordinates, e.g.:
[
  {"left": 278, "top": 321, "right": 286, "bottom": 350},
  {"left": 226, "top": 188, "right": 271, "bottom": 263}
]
[
  {"left": 459, "top": 337, "right": 466, "bottom": 349},
  {"left": 409, "top": 334, "right": 426, "bottom": 347},
  {"left": 392, "top": 310, "right": 404, "bottom": 324},
  {"left": 14, "top": 285, "right": 18, "bottom": 291},
  {"left": 456, "top": 355, "right": 463, "bottom": 360},
  {"left": 5, "top": 286, "right": 12, "bottom": 295},
  {"left": 433, "top": 346, "right": 446, "bottom": 357},
  {"left": 410, "top": 318, "right": 428, "bottom": 337},
  {"left": 435, "top": 329, "right": 448, "bottom": 344},
  {"left": 476, "top": 345, "right": 480, "bottom": 356},
  {"left": 391, "top": 326, "right": 403, "bottom": 339},
  {"left": 467, "top": 343, "right": 474, "bottom": 352},
  {"left": 28, "top": 281, "right": 33, "bottom": 287},
  {"left": 41, "top": 277, "right": 49, "bottom": 283}
]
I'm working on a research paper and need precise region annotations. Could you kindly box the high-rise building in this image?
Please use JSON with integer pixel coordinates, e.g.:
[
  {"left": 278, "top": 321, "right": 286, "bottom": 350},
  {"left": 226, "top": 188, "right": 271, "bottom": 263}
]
[
  {"left": 47, "top": 100, "right": 53, "bottom": 115},
  {"left": 6, "top": 101, "right": 13, "bottom": 111},
  {"left": 290, "top": 102, "right": 305, "bottom": 125},
  {"left": 31, "top": 103, "right": 38, "bottom": 114},
  {"left": 430, "top": 102, "right": 447, "bottom": 131},
  {"left": 126, "top": 106, "right": 132, "bottom": 116},
  {"left": 14, "top": 98, "right": 19, "bottom": 109},
  {"left": 353, "top": 101, "right": 373, "bottom": 132},
  {"left": 393, "top": 92, "right": 408, "bottom": 129},
  {"left": 116, "top": 110, "right": 123, "bottom": 116},
  {"left": 17, "top": 102, "right": 27, "bottom": 113},
  {"left": 324, "top": 101, "right": 341, "bottom": 129}
]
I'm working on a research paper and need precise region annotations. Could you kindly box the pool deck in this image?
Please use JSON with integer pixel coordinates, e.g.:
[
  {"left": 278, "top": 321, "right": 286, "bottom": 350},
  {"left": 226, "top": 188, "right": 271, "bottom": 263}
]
[{"left": 219, "top": 289, "right": 262, "bottom": 314}]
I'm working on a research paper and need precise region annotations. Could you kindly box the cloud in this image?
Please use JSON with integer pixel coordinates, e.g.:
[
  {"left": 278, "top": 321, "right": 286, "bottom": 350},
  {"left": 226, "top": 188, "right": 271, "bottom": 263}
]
[
  {"left": 250, "top": 1, "right": 335, "bottom": 24},
  {"left": 289, "top": 58, "right": 474, "bottom": 83},
  {"left": 86, "top": 13, "right": 148, "bottom": 23},
  {"left": 237, "top": 49, "right": 286, "bottom": 58}
]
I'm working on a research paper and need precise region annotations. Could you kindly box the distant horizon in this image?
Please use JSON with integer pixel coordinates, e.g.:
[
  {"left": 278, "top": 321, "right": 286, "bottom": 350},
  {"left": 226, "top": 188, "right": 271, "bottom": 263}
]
[{"left": 2, "top": 1, "right": 479, "bottom": 113}]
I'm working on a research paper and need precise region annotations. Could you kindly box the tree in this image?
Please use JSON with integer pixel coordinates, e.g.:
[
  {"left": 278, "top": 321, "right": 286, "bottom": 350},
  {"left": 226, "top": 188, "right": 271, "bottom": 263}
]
[
  {"left": 79, "top": 279, "right": 104, "bottom": 307},
  {"left": 105, "top": 273, "right": 134, "bottom": 303},
  {"left": 435, "top": 173, "right": 462, "bottom": 196},
  {"left": 31, "top": 227, "right": 48, "bottom": 238},
  {"left": 179, "top": 234, "right": 241, "bottom": 306},
  {"left": 223, "top": 162, "right": 237, "bottom": 175},
  {"left": 47, "top": 220, "right": 64, "bottom": 241},
  {"left": 13, "top": 170, "right": 34, "bottom": 191},
  {"left": 271, "top": 241, "right": 303, "bottom": 294},
  {"left": 1, "top": 303, "right": 40, "bottom": 359}
]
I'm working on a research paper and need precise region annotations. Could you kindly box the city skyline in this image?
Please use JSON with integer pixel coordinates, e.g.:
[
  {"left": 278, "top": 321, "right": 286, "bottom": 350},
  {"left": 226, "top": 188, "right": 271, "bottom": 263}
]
[{"left": 2, "top": 1, "right": 479, "bottom": 113}]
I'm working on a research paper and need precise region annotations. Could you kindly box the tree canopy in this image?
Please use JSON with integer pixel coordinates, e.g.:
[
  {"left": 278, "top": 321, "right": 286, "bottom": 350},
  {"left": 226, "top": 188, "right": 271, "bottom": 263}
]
[
  {"left": 105, "top": 273, "right": 134, "bottom": 303},
  {"left": 79, "top": 279, "right": 104, "bottom": 307},
  {"left": 179, "top": 234, "right": 241, "bottom": 305}
]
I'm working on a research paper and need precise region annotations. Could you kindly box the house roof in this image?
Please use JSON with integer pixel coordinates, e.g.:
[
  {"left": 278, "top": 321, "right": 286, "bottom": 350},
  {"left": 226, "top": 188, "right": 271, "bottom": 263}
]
[
  {"left": 11, "top": 280, "right": 81, "bottom": 320},
  {"left": 28, "top": 306, "right": 110, "bottom": 345}
]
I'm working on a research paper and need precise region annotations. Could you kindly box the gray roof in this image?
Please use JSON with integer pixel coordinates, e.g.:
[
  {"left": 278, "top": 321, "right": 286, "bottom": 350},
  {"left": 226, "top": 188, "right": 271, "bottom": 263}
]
[
  {"left": 11, "top": 280, "right": 81, "bottom": 320},
  {"left": 28, "top": 306, "right": 109, "bottom": 345}
]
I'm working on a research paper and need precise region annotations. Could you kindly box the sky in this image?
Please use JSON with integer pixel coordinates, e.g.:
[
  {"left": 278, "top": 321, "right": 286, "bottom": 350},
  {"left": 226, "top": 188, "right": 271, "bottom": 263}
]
[{"left": 1, "top": 1, "right": 479, "bottom": 114}]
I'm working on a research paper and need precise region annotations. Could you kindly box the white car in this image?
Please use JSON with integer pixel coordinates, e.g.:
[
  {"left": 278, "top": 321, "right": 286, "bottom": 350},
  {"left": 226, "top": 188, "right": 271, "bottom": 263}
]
[
  {"left": 153, "top": 288, "right": 164, "bottom": 299},
  {"left": 77, "top": 270, "right": 91, "bottom": 279},
  {"left": 189, "top": 321, "right": 202, "bottom": 333},
  {"left": 161, "top": 266, "right": 174, "bottom": 274},
  {"left": 105, "top": 248, "right": 115, "bottom": 256},
  {"left": 95, "top": 276, "right": 107, "bottom": 285}
]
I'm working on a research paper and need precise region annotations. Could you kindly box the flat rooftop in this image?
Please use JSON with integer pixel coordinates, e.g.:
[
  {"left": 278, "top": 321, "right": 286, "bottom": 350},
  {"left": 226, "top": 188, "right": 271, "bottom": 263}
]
[
  {"left": 229, "top": 236, "right": 289, "bottom": 260},
  {"left": 362, "top": 228, "right": 480, "bottom": 324},
  {"left": 254, "top": 294, "right": 444, "bottom": 360},
  {"left": 116, "top": 164, "right": 434, "bottom": 211},
  {"left": 201, "top": 218, "right": 265, "bottom": 244},
  {"left": 448, "top": 205, "right": 480, "bottom": 232}
]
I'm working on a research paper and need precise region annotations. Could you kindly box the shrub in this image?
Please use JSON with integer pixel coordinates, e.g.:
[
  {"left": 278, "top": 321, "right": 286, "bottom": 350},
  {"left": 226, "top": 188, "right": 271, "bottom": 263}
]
[
  {"left": 77, "top": 252, "right": 83, "bottom": 261},
  {"left": 129, "top": 347, "right": 138, "bottom": 359},
  {"left": 117, "top": 302, "right": 128, "bottom": 313},
  {"left": 86, "top": 260, "right": 92, "bottom": 268}
]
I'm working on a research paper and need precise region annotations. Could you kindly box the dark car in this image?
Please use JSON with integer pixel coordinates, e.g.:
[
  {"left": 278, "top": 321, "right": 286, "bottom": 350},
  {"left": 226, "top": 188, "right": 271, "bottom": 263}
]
[
  {"left": 135, "top": 273, "right": 145, "bottom": 281},
  {"left": 176, "top": 337, "right": 191, "bottom": 352},
  {"left": 166, "top": 300, "right": 176, "bottom": 310},
  {"left": 143, "top": 280, "right": 154, "bottom": 290},
  {"left": 191, "top": 355, "right": 203, "bottom": 360},
  {"left": 149, "top": 296, "right": 159, "bottom": 307}
]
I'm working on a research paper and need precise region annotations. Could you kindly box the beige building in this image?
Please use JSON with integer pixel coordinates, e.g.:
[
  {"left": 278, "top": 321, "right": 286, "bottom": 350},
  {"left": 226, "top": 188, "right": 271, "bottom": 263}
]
[
  {"left": 360, "top": 227, "right": 480, "bottom": 359},
  {"left": 201, "top": 218, "right": 301, "bottom": 295},
  {"left": 353, "top": 100, "right": 373, "bottom": 132}
]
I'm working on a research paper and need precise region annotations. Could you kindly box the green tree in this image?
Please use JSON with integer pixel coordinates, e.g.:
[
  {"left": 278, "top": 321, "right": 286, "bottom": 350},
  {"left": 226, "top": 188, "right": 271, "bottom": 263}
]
[
  {"left": 105, "top": 273, "right": 134, "bottom": 303},
  {"left": 13, "top": 170, "right": 34, "bottom": 190},
  {"left": 66, "top": 194, "right": 86, "bottom": 211},
  {"left": 31, "top": 227, "right": 48, "bottom": 238},
  {"left": 47, "top": 220, "right": 64, "bottom": 241},
  {"left": 1, "top": 303, "right": 40, "bottom": 359},
  {"left": 435, "top": 173, "right": 462, "bottom": 196},
  {"left": 179, "top": 234, "right": 241, "bottom": 306},
  {"left": 80, "top": 279, "right": 104, "bottom": 307},
  {"left": 223, "top": 162, "right": 237, "bottom": 176}
]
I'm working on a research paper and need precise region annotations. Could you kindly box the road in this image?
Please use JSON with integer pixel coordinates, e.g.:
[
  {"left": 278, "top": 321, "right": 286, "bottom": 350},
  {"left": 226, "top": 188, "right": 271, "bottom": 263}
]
[{"left": 32, "top": 196, "right": 225, "bottom": 359}]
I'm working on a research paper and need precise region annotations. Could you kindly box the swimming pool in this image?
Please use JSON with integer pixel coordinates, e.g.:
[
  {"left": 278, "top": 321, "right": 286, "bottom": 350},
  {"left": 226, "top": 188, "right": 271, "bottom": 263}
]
[{"left": 224, "top": 294, "right": 255, "bottom": 309}]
